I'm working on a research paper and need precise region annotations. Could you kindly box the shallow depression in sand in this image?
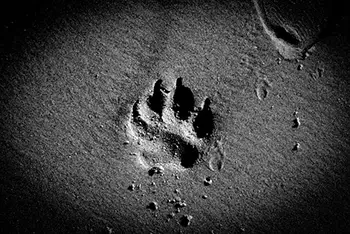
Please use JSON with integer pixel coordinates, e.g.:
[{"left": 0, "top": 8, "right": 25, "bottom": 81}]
[{"left": 126, "top": 77, "right": 218, "bottom": 172}]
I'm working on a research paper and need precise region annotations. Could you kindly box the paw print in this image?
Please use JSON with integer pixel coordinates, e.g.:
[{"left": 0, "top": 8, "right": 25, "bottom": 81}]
[{"left": 127, "top": 77, "right": 216, "bottom": 171}]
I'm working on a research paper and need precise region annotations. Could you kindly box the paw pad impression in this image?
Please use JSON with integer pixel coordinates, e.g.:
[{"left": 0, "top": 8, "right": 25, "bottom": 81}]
[{"left": 128, "top": 78, "right": 216, "bottom": 171}]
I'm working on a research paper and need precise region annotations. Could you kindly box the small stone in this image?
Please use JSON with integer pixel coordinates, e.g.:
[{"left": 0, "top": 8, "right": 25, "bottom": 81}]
[
  {"left": 292, "top": 117, "right": 300, "bottom": 128},
  {"left": 147, "top": 201, "right": 158, "bottom": 211},
  {"left": 168, "top": 199, "right": 176, "bottom": 204},
  {"left": 276, "top": 58, "right": 281, "bottom": 65},
  {"left": 202, "top": 195, "right": 208, "bottom": 199},
  {"left": 151, "top": 182, "right": 156, "bottom": 186},
  {"left": 123, "top": 140, "right": 130, "bottom": 145},
  {"left": 204, "top": 176, "right": 212, "bottom": 186},
  {"left": 175, "top": 208, "right": 181, "bottom": 213},
  {"left": 148, "top": 166, "right": 164, "bottom": 176},
  {"left": 174, "top": 189, "right": 180, "bottom": 194},
  {"left": 175, "top": 175, "right": 179, "bottom": 180},
  {"left": 175, "top": 202, "right": 187, "bottom": 208},
  {"left": 106, "top": 226, "right": 113, "bottom": 234},
  {"left": 128, "top": 184, "right": 135, "bottom": 191},
  {"left": 292, "top": 143, "right": 300, "bottom": 151},
  {"left": 297, "top": 64, "right": 303, "bottom": 70},
  {"left": 180, "top": 214, "right": 193, "bottom": 227}
]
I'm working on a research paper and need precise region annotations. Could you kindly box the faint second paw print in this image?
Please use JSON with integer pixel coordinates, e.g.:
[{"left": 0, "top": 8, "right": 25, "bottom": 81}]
[{"left": 127, "top": 77, "right": 216, "bottom": 171}]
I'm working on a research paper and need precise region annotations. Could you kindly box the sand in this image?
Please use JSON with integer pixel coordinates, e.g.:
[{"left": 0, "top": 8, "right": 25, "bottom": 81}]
[{"left": 1, "top": 0, "right": 349, "bottom": 233}]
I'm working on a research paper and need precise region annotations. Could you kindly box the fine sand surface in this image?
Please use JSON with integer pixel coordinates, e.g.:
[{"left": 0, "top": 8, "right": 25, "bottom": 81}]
[{"left": 1, "top": 0, "right": 350, "bottom": 233}]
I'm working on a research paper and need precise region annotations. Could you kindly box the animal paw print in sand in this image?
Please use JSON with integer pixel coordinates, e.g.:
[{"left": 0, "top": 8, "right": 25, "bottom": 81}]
[{"left": 127, "top": 78, "right": 215, "bottom": 171}]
